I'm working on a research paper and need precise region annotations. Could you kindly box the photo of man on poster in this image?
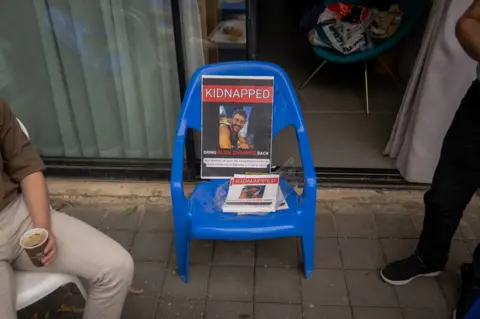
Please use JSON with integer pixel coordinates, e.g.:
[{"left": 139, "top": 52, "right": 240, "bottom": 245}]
[
  {"left": 239, "top": 185, "right": 265, "bottom": 199},
  {"left": 219, "top": 107, "right": 252, "bottom": 149}
]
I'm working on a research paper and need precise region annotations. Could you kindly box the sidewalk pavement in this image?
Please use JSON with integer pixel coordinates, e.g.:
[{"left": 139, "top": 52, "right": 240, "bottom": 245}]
[{"left": 17, "top": 198, "right": 480, "bottom": 319}]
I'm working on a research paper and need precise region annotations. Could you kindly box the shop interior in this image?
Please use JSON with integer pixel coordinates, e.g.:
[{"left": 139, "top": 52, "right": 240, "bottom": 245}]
[{"left": 200, "top": 0, "right": 428, "bottom": 170}]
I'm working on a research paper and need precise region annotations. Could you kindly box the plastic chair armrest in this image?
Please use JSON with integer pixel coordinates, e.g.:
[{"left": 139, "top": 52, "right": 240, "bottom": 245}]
[
  {"left": 296, "top": 130, "right": 317, "bottom": 207},
  {"left": 171, "top": 120, "right": 189, "bottom": 213}
]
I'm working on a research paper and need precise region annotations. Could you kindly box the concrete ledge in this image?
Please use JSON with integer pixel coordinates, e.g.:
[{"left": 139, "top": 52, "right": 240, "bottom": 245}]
[
  {"left": 47, "top": 178, "right": 426, "bottom": 203},
  {"left": 47, "top": 179, "right": 480, "bottom": 216}
]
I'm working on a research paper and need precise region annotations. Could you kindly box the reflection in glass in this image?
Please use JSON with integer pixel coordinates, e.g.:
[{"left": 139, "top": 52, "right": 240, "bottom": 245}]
[
  {"left": 181, "top": 0, "right": 248, "bottom": 78},
  {"left": 0, "top": 0, "right": 181, "bottom": 159}
]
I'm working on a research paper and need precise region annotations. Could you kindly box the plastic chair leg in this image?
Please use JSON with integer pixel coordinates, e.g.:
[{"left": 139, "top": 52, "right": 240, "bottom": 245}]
[
  {"left": 174, "top": 235, "right": 190, "bottom": 283},
  {"left": 378, "top": 56, "right": 405, "bottom": 91},
  {"left": 301, "top": 232, "right": 315, "bottom": 279},
  {"left": 299, "top": 60, "right": 328, "bottom": 90},
  {"left": 364, "top": 60, "right": 370, "bottom": 116},
  {"left": 465, "top": 297, "right": 480, "bottom": 319}
]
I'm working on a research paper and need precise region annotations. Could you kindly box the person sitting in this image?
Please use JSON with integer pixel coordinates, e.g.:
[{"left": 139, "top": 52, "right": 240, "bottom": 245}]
[{"left": 0, "top": 99, "right": 134, "bottom": 319}]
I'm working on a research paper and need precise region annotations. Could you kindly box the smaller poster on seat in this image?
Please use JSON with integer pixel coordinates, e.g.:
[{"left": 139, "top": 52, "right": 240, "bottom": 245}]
[{"left": 201, "top": 75, "right": 274, "bottom": 179}]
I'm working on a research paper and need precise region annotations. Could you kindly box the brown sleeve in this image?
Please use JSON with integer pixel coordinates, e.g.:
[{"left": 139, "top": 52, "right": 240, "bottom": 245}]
[{"left": 0, "top": 99, "right": 45, "bottom": 183}]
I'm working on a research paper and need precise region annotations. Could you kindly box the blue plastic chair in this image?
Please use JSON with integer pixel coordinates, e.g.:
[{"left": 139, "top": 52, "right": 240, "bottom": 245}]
[
  {"left": 171, "top": 61, "right": 317, "bottom": 283},
  {"left": 299, "top": 0, "right": 428, "bottom": 114},
  {"left": 465, "top": 299, "right": 480, "bottom": 319}
]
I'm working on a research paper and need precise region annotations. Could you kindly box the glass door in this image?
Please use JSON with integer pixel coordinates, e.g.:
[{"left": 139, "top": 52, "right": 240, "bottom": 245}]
[
  {"left": 179, "top": 0, "right": 253, "bottom": 167},
  {"left": 180, "top": 0, "right": 251, "bottom": 77}
]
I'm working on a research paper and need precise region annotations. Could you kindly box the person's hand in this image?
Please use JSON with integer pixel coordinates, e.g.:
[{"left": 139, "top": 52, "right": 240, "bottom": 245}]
[{"left": 42, "top": 232, "right": 57, "bottom": 265}]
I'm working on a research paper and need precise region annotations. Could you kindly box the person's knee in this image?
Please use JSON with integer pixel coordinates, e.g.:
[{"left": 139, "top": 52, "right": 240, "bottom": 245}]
[
  {"left": 112, "top": 249, "right": 134, "bottom": 286},
  {"left": 97, "top": 248, "right": 134, "bottom": 289}
]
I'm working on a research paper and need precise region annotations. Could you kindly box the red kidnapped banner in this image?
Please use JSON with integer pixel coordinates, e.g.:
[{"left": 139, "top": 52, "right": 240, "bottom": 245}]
[
  {"left": 202, "top": 85, "right": 273, "bottom": 103},
  {"left": 230, "top": 177, "right": 279, "bottom": 185}
]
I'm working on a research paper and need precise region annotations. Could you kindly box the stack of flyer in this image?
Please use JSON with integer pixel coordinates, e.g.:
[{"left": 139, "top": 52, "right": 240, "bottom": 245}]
[{"left": 222, "top": 174, "right": 288, "bottom": 214}]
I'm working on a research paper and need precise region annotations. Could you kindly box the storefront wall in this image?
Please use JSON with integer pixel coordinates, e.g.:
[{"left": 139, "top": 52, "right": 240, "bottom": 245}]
[{"left": 0, "top": 0, "right": 183, "bottom": 164}]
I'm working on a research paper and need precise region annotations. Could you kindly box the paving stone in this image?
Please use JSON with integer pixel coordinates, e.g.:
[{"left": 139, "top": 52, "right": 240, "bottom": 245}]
[
  {"left": 302, "top": 305, "right": 352, "bottom": 319},
  {"left": 140, "top": 205, "right": 173, "bottom": 232},
  {"left": 379, "top": 239, "right": 417, "bottom": 263},
  {"left": 132, "top": 262, "right": 166, "bottom": 295},
  {"left": 438, "top": 271, "right": 461, "bottom": 311},
  {"left": 301, "top": 269, "right": 349, "bottom": 306},
  {"left": 156, "top": 299, "right": 205, "bottom": 318},
  {"left": 345, "top": 270, "right": 398, "bottom": 307},
  {"left": 162, "top": 264, "right": 209, "bottom": 299},
  {"left": 339, "top": 238, "right": 385, "bottom": 270},
  {"left": 402, "top": 308, "right": 450, "bottom": 319},
  {"left": 254, "top": 303, "right": 303, "bottom": 319},
  {"left": 131, "top": 232, "right": 173, "bottom": 261},
  {"left": 335, "top": 214, "right": 377, "bottom": 238},
  {"left": 102, "top": 207, "right": 141, "bottom": 230},
  {"left": 315, "top": 214, "right": 337, "bottom": 237},
  {"left": 213, "top": 241, "right": 255, "bottom": 266},
  {"left": 57, "top": 294, "right": 86, "bottom": 319},
  {"left": 314, "top": 238, "right": 342, "bottom": 269},
  {"left": 375, "top": 214, "right": 418, "bottom": 238},
  {"left": 254, "top": 267, "right": 301, "bottom": 303},
  {"left": 67, "top": 206, "right": 105, "bottom": 229},
  {"left": 332, "top": 202, "right": 386, "bottom": 215},
  {"left": 121, "top": 295, "right": 158, "bottom": 319},
  {"left": 103, "top": 230, "right": 135, "bottom": 251},
  {"left": 18, "top": 292, "right": 78, "bottom": 319},
  {"left": 395, "top": 277, "right": 446, "bottom": 308},
  {"left": 171, "top": 240, "right": 214, "bottom": 264},
  {"left": 204, "top": 301, "right": 253, "bottom": 319},
  {"left": 316, "top": 202, "right": 334, "bottom": 214},
  {"left": 207, "top": 266, "right": 254, "bottom": 302},
  {"left": 446, "top": 240, "right": 471, "bottom": 271},
  {"left": 352, "top": 307, "right": 402, "bottom": 319},
  {"left": 256, "top": 237, "right": 299, "bottom": 267}
]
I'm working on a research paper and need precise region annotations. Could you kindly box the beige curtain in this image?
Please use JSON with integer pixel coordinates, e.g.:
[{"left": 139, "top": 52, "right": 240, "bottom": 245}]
[
  {"left": 0, "top": 0, "right": 181, "bottom": 159},
  {"left": 385, "top": 0, "right": 477, "bottom": 183}
]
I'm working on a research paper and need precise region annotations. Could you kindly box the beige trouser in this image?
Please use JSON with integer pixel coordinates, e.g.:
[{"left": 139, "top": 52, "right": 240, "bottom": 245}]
[{"left": 0, "top": 196, "right": 134, "bottom": 319}]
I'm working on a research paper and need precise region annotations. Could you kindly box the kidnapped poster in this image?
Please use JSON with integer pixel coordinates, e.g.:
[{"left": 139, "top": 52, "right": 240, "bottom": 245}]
[{"left": 201, "top": 75, "right": 274, "bottom": 179}]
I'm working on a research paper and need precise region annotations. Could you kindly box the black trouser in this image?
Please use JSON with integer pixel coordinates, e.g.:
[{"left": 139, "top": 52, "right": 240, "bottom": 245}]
[{"left": 417, "top": 80, "right": 480, "bottom": 278}]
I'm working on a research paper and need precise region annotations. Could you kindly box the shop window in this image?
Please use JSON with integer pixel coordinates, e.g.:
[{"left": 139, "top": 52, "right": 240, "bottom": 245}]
[{"left": 0, "top": 0, "right": 181, "bottom": 159}]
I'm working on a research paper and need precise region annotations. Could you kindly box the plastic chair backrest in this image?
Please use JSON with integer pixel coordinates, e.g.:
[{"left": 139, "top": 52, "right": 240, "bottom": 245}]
[{"left": 172, "top": 61, "right": 316, "bottom": 190}]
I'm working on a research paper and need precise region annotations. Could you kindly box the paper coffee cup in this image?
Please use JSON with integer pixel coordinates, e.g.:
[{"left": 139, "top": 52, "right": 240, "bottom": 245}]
[{"left": 20, "top": 228, "right": 49, "bottom": 267}]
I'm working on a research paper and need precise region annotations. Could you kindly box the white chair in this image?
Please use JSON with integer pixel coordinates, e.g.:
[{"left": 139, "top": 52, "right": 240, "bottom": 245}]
[
  {"left": 15, "top": 271, "right": 87, "bottom": 310},
  {"left": 14, "top": 119, "right": 87, "bottom": 311}
]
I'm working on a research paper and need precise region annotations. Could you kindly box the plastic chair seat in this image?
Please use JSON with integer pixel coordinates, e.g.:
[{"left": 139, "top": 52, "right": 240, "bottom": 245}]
[
  {"left": 15, "top": 271, "right": 86, "bottom": 310},
  {"left": 189, "top": 179, "right": 303, "bottom": 240}
]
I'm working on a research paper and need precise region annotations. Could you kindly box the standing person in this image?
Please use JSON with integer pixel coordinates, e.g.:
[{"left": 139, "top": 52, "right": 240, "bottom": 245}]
[
  {"left": 380, "top": 1, "right": 480, "bottom": 318},
  {"left": 0, "top": 99, "right": 134, "bottom": 318}
]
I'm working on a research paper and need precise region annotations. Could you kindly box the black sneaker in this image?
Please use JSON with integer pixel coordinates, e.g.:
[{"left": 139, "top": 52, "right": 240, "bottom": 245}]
[
  {"left": 380, "top": 254, "right": 441, "bottom": 286},
  {"left": 453, "top": 263, "right": 480, "bottom": 319}
]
